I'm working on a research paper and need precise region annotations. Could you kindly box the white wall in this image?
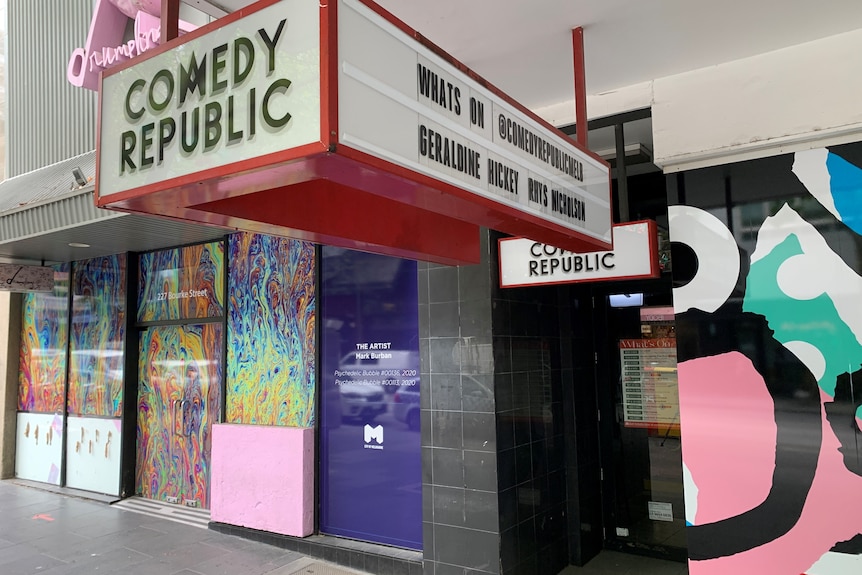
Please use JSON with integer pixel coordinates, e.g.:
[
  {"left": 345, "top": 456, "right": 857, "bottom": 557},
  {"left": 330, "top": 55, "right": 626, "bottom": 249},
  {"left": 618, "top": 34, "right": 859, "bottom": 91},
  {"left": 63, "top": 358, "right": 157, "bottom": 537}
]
[
  {"left": 0, "top": 292, "right": 21, "bottom": 478},
  {"left": 533, "top": 28, "right": 862, "bottom": 172},
  {"left": 653, "top": 27, "right": 862, "bottom": 171}
]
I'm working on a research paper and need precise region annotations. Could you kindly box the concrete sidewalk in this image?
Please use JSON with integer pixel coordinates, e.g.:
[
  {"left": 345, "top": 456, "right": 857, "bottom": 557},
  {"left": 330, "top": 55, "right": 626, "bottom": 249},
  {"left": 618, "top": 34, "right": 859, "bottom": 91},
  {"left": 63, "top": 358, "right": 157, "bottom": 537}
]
[
  {"left": 0, "top": 480, "right": 368, "bottom": 575},
  {"left": 0, "top": 480, "right": 689, "bottom": 575}
]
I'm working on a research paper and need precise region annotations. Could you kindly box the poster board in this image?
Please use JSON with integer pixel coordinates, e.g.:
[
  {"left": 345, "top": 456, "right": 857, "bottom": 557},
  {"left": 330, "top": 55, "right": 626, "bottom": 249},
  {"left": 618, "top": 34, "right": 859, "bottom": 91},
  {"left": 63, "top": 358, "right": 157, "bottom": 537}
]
[{"left": 620, "top": 308, "right": 679, "bottom": 431}]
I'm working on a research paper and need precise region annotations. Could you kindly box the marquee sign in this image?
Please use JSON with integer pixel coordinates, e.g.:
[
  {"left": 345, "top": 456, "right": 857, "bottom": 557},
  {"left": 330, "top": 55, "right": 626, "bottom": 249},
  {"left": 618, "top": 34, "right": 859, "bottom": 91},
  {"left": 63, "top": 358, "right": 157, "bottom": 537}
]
[
  {"left": 96, "top": 0, "right": 611, "bottom": 265},
  {"left": 337, "top": 0, "right": 610, "bottom": 243},
  {"left": 98, "top": 1, "right": 318, "bottom": 197},
  {"left": 498, "top": 220, "right": 660, "bottom": 288}
]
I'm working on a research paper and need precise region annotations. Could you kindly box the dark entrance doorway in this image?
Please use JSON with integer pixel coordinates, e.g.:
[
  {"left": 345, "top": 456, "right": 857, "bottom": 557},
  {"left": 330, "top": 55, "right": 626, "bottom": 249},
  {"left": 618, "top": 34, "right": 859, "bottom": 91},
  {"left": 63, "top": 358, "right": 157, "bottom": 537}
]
[
  {"left": 592, "top": 281, "right": 688, "bottom": 561},
  {"left": 559, "top": 109, "right": 688, "bottom": 566},
  {"left": 563, "top": 277, "right": 687, "bottom": 567}
]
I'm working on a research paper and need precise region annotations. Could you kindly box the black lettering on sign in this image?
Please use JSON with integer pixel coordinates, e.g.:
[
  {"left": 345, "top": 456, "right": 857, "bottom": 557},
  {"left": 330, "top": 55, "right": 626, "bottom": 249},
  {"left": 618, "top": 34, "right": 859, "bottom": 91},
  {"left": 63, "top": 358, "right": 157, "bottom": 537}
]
[
  {"left": 179, "top": 53, "right": 206, "bottom": 105},
  {"left": 418, "top": 124, "right": 481, "bottom": 179},
  {"left": 417, "top": 63, "right": 462, "bottom": 115},
  {"left": 204, "top": 101, "right": 222, "bottom": 150},
  {"left": 181, "top": 108, "right": 200, "bottom": 154},
  {"left": 121, "top": 131, "right": 136, "bottom": 173},
  {"left": 140, "top": 122, "right": 155, "bottom": 168},
  {"left": 551, "top": 189, "right": 587, "bottom": 222},
  {"left": 470, "top": 97, "right": 484, "bottom": 128},
  {"left": 158, "top": 117, "right": 175, "bottom": 162},
  {"left": 528, "top": 178, "right": 548, "bottom": 207},
  {"left": 488, "top": 159, "right": 519, "bottom": 195},
  {"left": 116, "top": 18, "right": 292, "bottom": 167}
]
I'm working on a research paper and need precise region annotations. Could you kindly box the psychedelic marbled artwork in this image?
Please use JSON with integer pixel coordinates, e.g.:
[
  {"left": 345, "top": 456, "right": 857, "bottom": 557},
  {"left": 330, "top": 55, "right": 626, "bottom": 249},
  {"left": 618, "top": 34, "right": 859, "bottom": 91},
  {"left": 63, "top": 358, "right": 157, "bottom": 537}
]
[
  {"left": 226, "top": 233, "right": 316, "bottom": 427},
  {"left": 18, "top": 264, "right": 70, "bottom": 413},
  {"left": 138, "top": 241, "right": 224, "bottom": 323},
  {"left": 136, "top": 323, "right": 223, "bottom": 508},
  {"left": 68, "top": 255, "right": 127, "bottom": 417}
]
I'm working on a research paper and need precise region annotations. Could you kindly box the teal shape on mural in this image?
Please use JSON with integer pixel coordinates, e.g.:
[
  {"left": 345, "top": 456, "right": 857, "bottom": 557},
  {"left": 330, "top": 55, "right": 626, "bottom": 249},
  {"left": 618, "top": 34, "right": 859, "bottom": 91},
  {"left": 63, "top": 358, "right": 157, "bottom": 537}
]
[{"left": 743, "top": 233, "right": 862, "bottom": 398}]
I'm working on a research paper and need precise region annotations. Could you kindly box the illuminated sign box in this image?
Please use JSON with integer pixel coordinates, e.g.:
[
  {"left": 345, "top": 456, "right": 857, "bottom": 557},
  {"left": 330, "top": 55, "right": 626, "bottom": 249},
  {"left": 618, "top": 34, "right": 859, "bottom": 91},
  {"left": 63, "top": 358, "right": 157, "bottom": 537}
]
[
  {"left": 498, "top": 220, "right": 660, "bottom": 288},
  {"left": 97, "top": 0, "right": 611, "bottom": 265}
]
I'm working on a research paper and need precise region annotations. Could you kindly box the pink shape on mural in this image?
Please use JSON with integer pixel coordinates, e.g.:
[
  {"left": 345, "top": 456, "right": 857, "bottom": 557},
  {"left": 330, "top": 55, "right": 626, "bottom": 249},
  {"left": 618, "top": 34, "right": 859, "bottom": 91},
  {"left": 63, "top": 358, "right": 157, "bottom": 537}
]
[
  {"left": 679, "top": 352, "right": 777, "bottom": 525},
  {"left": 683, "top": 361, "right": 862, "bottom": 574}
]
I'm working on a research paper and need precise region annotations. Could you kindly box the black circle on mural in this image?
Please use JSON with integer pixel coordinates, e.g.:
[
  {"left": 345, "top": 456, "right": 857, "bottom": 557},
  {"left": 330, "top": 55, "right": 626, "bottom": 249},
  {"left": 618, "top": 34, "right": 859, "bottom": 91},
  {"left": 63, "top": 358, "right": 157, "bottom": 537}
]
[
  {"left": 681, "top": 308, "right": 822, "bottom": 561},
  {"left": 670, "top": 241, "right": 698, "bottom": 288}
]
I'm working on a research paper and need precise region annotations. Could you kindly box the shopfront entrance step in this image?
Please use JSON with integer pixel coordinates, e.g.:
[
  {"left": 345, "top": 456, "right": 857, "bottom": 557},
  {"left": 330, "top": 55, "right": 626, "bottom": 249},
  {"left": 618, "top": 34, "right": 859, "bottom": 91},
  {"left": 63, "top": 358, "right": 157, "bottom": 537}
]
[{"left": 112, "top": 495, "right": 211, "bottom": 529}]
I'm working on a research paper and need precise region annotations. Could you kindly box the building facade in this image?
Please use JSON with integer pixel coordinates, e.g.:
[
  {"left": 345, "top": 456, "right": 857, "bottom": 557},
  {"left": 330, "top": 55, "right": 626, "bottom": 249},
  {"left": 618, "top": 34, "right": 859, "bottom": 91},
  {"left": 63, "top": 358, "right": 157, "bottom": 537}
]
[{"left": 1, "top": 1, "right": 862, "bottom": 575}]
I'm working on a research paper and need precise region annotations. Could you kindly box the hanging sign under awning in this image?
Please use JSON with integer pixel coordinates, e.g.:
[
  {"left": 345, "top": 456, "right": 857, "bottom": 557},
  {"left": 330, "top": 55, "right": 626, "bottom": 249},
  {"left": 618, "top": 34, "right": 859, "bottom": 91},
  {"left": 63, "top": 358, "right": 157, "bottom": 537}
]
[
  {"left": 498, "top": 220, "right": 660, "bottom": 287},
  {"left": 0, "top": 264, "right": 54, "bottom": 292},
  {"left": 95, "top": 0, "right": 611, "bottom": 265}
]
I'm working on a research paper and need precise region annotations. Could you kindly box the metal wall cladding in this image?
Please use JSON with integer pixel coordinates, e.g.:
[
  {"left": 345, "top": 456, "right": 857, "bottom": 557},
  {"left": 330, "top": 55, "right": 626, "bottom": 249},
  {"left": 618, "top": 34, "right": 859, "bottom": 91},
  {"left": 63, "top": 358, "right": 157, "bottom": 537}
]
[
  {"left": 7, "top": 0, "right": 95, "bottom": 178},
  {"left": 0, "top": 192, "right": 110, "bottom": 242}
]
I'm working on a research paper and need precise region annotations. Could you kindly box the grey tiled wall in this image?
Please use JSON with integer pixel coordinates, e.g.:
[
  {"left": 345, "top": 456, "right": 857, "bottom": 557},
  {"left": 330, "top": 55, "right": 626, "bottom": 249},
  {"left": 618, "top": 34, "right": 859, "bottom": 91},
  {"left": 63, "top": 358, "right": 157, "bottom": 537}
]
[
  {"left": 419, "top": 230, "right": 501, "bottom": 575},
  {"left": 488, "top": 232, "right": 569, "bottom": 575},
  {"left": 419, "top": 230, "right": 595, "bottom": 575}
]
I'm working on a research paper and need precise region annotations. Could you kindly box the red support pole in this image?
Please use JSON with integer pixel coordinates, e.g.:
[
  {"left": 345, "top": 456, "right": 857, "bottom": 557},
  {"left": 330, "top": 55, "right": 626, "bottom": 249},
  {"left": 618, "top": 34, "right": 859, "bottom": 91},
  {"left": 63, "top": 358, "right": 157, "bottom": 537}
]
[
  {"left": 572, "top": 27, "right": 588, "bottom": 148},
  {"left": 161, "top": 0, "right": 180, "bottom": 44}
]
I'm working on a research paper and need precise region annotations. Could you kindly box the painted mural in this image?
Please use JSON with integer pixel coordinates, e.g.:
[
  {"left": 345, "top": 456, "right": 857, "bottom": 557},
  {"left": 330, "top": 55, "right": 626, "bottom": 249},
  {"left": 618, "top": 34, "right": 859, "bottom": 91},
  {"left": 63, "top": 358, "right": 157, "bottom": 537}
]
[
  {"left": 137, "top": 241, "right": 224, "bottom": 323},
  {"left": 18, "top": 264, "right": 70, "bottom": 413},
  {"left": 226, "top": 233, "right": 316, "bottom": 427},
  {"left": 137, "top": 323, "right": 223, "bottom": 508},
  {"left": 68, "top": 255, "right": 127, "bottom": 417},
  {"left": 671, "top": 146, "right": 862, "bottom": 574}
]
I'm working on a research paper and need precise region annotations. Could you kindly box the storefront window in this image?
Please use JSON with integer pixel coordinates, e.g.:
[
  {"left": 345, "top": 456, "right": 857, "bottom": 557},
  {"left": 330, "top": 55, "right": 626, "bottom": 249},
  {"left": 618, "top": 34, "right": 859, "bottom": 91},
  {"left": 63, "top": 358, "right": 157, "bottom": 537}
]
[
  {"left": 137, "top": 241, "right": 224, "bottom": 322},
  {"left": 226, "top": 233, "right": 316, "bottom": 427},
  {"left": 68, "top": 255, "right": 126, "bottom": 417},
  {"left": 18, "top": 263, "right": 70, "bottom": 414},
  {"left": 319, "top": 248, "right": 422, "bottom": 549},
  {"left": 136, "top": 242, "right": 225, "bottom": 508}
]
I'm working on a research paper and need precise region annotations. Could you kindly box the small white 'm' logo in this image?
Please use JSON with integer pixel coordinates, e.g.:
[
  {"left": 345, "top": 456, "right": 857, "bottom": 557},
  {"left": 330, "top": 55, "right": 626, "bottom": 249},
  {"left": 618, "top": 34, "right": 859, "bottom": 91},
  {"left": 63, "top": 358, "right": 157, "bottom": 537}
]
[{"left": 364, "top": 424, "right": 384, "bottom": 444}]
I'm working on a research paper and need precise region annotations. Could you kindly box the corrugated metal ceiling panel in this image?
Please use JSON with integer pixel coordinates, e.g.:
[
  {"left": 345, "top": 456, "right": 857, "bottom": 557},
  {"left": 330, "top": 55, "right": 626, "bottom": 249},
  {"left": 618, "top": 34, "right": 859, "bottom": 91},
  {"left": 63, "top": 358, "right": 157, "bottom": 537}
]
[
  {"left": 0, "top": 150, "right": 96, "bottom": 213},
  {"left": 0, "top": 157, "right": 234, "bottom": 264},
  {"left": 0, "top": 207, "right": 231, "bottom": 265}
]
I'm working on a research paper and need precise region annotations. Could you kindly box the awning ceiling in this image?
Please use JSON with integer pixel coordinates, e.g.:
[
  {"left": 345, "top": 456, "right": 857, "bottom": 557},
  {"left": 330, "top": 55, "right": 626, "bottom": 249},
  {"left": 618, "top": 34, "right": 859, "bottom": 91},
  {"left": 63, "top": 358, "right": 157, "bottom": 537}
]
[
  {"left": 193, "top": 0, "right": 862, "bottom": 116},
  {"left": 0, "top": 151, "right": 231, "bottom": 265}
]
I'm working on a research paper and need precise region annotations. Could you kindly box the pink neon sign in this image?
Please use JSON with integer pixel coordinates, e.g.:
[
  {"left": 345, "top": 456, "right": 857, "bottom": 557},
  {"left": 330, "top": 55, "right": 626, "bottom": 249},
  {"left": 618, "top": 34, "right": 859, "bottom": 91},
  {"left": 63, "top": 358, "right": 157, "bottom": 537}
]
[{"left": 68, "top": 0, "right": 196, "bottom": 91}]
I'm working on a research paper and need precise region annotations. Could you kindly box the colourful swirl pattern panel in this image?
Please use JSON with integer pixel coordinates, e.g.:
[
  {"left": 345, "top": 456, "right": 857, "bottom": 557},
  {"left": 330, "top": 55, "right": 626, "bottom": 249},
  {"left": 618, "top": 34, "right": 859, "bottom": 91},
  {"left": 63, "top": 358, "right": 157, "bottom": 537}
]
[
  {"left": 68, "top": 255, "right": 127, "bottom": 417},
  {"left": 226, "top": 233, "right": 316, "bottom": 427},
  {"left": 137, "top": 241, "right": 225, "bottom": 322},
  {"left": 136, "top": 323, "right": 223, "bottom": 508},
  {"left": 18, "top": 264, "right": 70, "bottom": 413}
]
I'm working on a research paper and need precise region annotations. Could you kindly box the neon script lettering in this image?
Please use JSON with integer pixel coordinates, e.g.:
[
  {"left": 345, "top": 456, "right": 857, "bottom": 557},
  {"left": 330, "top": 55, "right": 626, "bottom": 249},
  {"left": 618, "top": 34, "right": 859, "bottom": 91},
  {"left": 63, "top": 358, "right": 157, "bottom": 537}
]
[{"left": 68, "top": 0, "right": 195, "bottom": 91}]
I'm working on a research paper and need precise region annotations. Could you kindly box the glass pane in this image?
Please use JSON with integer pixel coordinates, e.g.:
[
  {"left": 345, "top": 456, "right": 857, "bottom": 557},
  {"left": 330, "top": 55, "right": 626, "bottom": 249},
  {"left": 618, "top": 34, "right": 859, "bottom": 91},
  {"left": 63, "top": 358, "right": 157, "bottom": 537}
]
[
  {"left": 137, "top": 323, "right": 223, "bottom": 508},
  {"left": 319, "top": 248, "right": 422, "bottom": 550},
  {"left": 18, "top": 263, "right": 70, "bottom": 414},
  {"left": 68, "top": 255, "right": 127, "bottom": 417},
  {"left": 137, "top": 241, "right": 225, "bottom": 322},
  {"left": 226, "top": 233, "right": 316, "bottom": 426},
  {"left": 606, "top": 297, "right": 687, "bottom": 554}
]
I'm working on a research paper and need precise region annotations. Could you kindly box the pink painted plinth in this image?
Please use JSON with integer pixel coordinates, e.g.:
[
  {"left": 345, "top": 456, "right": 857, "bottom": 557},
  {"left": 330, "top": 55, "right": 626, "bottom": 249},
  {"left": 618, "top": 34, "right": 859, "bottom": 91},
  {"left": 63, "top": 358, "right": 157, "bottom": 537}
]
[{"left": 210, "top": 424, "right": 314, "bottom": 537}]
